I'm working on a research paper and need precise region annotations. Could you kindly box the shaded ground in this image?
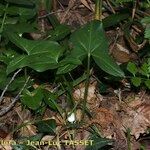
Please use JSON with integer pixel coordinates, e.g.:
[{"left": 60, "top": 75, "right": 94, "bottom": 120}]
[{"left": 0, "top": 0, "right": 150, "bottom": 150}]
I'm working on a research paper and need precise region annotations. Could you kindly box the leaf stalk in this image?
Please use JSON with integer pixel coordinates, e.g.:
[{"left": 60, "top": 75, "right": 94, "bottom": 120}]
[{"left": 95, "top": 0, "right": 102, "bottom": 21}]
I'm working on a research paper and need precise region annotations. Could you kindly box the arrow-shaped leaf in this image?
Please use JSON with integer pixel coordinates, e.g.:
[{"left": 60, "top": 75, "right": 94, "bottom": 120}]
[
  {"left": 6, "top": 33, "right": 63, "bottom": 74},
  {"left": 58, "top": 20, "right": 124, "bottom": 77}
]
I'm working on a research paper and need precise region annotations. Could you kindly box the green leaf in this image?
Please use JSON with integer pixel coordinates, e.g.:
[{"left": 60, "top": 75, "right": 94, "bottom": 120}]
[
  {"left": 0, "top": 5, "right": 36, "bottom": 25},
  {"left": 140, "top": 62, "right": 149, "bottom": 78},
  {"left": 141, "top": 16, "right": 150, "bottom": 25},
  {"left": 43, "top": 90, "right": 63, "bottom": 115},
  {"left": 86, "top": 135, "right": 112, "bottom": 150},
  {"left": 91, "top": 21, "right": 124, "bottom": 77},
  {"left": 57, "top": 38, "right": 86, "bottom": 74},
  {"left": 0, "top": 67, "right": 32, "bottom": 91},
  {"left": 145, "top": 79, "right": 150, "bottom": 89},
  {"left": 18, "top": 7, "right": 36, "bottom": 21},
  {"left": 13, "top": 145, "right": 35, "bottom": 150},
  {"left": 3, "top": 5, "right": 36, "bottom": 20},
  {"left": 98, "top": 83, "right": 108, "bottom": 93},
  {"left": 60, "top": 58, "right": 82, "bottom": 66},
  {"left": 145, "top": 27, "right": 150, "bottom": 39},
  {"left": 0, "top": 17, "right": 18, "bottom": 25},
  {"left": 116, "top": 0, "right": 134, "bottom": 3},
  {"left": 131, "top": 77, "right": 141, "bottom": 87},
  {"left": 4, "top": 23, "right": 37, "bottom": 34},
  {"left": 47, "top": 14, "right": 60, "bottom": 28},
  {"left": 21, "top": 88, "right": 44, "bottom": 110},
  {"left": 5, "top": 0, "right": 34, "bottom": 6},
  {"left": 0, "top": 4, "right": 5, "bottom": 16},
  {"left": 5, "top": 6, "right": 19, "bottom": 15},
  {"left": 6, "top": 33, "right": 63, "bottom": 74},
  {"left": 0, "top": 48, "right": 20, "bottom": 65},
  {"left": 127, "top": 62, "right": 138, "bottom": 76},
  {"left": 5, "top": 33, "right": 37, "bottom": 54},
  {"left": 13, "top": 135, "right": 42, "bottom": 149},
  {"left": 141, "top": 16, "right": 150, "bottom": 39},
  {"left": 57, "top": 44, "right": 85, "bottom": 74},
  {"left": 47, "top": 24, "right": 71, "bottom": 41},
  {"left": 103, "top": 13, "right": 129, "bottom": 28},
  {"left": 36, "top": 119, "right": 56, "bottom": 134},
  {"left": 58, "top": 20, "right": 124, "bottom": 77},
  {"left": 7, "top": 76, "right": 32, "bottom": 91},
  {"left": 0, "top": 68, "right": 7, "bottom": 85},
  {"left": 147, "top": 58, "right": 150, "bottom": 73},
  {"left": 57, "top": 57, "right": 82, "bottom": 74},
  {"left": 45, "top": 0, "right": 53, "bottom": 12},
  {"left": 57, "top": 64, "right": 77, "bottom": 74},
  {"left": 92, "top": 49, "right": 124, "bottom": 77},
  {"left": 43, "top": 91, "right": 58, "bottom": 111},
  {"left": 26, "top": 133, "right": 43, "bottom": 141}
]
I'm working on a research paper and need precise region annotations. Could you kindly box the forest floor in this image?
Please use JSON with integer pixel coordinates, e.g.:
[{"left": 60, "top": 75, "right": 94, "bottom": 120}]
[{"left": 0, "top": 0, "right": 150, "bottom": 150}]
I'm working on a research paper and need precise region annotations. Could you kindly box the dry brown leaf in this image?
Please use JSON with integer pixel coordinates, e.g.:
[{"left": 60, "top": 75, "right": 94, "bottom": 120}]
[
  {"left": 85, "top": 106, "right": 124, "bottom": 140},
  {"left": 93, "top": 108, "right": 114, "bottom": 127},
  {"left": 14, "top": 107, "right": 37, "bottom": 137},
  {"left": 75, "top": 109, "right": 82, "bottom": 122},
  {"left": 30, "top": 33, "right": 42, "bottom": 40},
  {"left": 111, "top": 43, "right": 131, "bottom": 63},
  {"left": 80, "top": 0, "right": 92, "bottom": 10},
  {"left": 41, "top": 135, "right": 55, "bottom": 141},
  {"left": 60, "top": 0, "right": 76, "bottom": 23},
  {"left": 75, "top": 130, "right": 90, "bottom": 150},
  {"left": 19, "top": 121, "right": 37, "bottom": 137},
  {"left": 73, "top": 81, "right": 102, "bottom": 109},
  {"left": 73, "top": 82, "right": 96, "bottom": 101},
  {"left": 125, "top": 35, "right": 146, "bottom": 52},
  {"left": 116, "top": 43, "right": 130, "bottom": 54},
  {"left": 87, "top": 92, "right": 150, "bottom": 141},
  {"left": 0, "top": 128, "right": 8, "bottom": 139},
  {"left": 122, "top": 104, "right": 150, "bottom": 139},
  {"left": 0, "top": 134, "right": 13, "bottom": 150}
]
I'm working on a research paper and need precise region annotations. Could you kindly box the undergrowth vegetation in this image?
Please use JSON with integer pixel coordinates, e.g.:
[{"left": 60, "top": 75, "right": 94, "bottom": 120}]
[{"left": 0, "top": 0, "right": 150, "bottom": 150}]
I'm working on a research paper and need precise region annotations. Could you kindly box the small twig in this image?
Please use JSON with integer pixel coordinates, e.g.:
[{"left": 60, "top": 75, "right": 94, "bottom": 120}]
[
  {"left": 136, "top": 10, "right": 150, "bottom": 17},
  {"left": 60, "top": 0, "right": 76, "bottom": 23},
  {"left": 38, "top": 10, "right": 64, "bottom": 19},
  {"left": 109, "top": 29, "right": 119, "bottom": 53},
  {"left": 103, "top": 1, "right": 113, "bottom": 14},
  {"left": 106, "top": 0, "right": 115, "bottom": 14},
  {"left": 53, "top": 0, "right": 57, "bottom": 11},
  {"left": 0, "top": 69, "right": 22, "bottom": 104},
  {"left": 132, "top": 0, "right": 137, "bottom": 20},
  {"left": 0, "top": 76, "right": 30, "bottom": 116}
]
